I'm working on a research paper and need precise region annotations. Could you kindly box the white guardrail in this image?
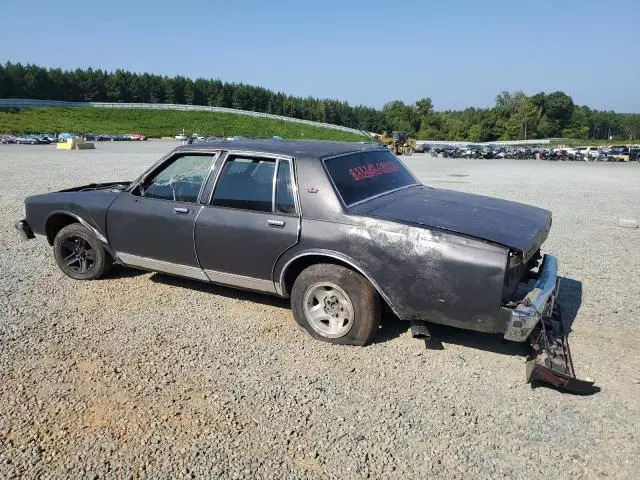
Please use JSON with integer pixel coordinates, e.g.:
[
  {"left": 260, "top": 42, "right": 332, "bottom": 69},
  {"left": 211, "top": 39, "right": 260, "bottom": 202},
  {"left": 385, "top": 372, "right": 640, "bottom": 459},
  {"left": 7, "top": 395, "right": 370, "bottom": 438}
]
[
  {"left": 416, "top": 138, "right": 563, "bottom": 146},
  {"left": 0, "top": 98, "right": 368, "bottom": 136}
]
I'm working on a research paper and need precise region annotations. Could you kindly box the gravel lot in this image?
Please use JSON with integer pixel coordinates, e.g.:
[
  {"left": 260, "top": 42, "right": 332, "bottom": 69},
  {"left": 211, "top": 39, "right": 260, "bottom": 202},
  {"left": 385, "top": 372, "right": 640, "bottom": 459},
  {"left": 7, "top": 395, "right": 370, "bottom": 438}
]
[{"left": 1, "top": 141, "right": 639, "bottom": 479}]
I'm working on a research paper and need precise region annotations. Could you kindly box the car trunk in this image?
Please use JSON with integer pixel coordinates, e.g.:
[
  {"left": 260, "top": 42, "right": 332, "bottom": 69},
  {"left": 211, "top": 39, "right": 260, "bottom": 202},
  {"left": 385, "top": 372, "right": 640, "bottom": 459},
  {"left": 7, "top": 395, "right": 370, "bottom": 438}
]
[
  {"left": 356, "top": 185, "right": 552, "bottom": 259},
  {"left": 353, "top": 186, "right": 552, "bottom": 301}
]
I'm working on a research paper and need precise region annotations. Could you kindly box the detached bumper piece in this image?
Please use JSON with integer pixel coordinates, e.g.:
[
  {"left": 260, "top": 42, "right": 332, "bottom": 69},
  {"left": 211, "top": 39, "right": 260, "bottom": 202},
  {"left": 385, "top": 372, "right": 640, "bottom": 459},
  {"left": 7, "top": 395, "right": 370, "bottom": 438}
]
[
  {"left": 526, "top": 306, "right": 596, "bottom": 394},
  {"left": 504, "top": 255, "right": 596, "bottom": 394},
  {"left": 14, "top": 219, "right": 35, "bottom": 241}
]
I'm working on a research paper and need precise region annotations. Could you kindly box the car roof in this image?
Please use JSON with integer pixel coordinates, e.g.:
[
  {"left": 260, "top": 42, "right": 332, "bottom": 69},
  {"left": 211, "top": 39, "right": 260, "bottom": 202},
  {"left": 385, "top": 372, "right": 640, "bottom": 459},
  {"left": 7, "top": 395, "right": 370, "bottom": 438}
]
[{"left": 174, "top": 139, "right": 383, "bottom": 160}]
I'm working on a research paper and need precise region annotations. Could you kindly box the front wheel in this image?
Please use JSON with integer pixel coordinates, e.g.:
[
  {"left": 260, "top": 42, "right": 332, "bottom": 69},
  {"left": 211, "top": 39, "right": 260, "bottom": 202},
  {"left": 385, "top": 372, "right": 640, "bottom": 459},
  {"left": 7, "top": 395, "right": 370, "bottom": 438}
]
[
  {"left": 291, "top": 264, "right": 381, "bottom": 346},
  {"left": 53, "top": 223, "right": 111, "bottom": 280}
]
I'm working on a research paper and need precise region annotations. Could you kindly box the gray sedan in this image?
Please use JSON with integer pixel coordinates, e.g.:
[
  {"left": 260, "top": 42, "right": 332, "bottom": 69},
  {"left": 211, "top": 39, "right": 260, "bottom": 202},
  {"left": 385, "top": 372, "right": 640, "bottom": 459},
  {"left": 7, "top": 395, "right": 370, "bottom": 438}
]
[{"left": 15, "top": 139, "right": 594, "bottom": 392}]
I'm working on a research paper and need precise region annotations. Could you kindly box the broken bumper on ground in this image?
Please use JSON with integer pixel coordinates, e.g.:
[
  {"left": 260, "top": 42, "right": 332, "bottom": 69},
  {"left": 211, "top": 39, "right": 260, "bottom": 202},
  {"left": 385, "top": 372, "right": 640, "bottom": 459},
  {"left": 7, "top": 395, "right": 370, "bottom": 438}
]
[
  {"left": 14, "top": 219, "right": 35, "bottom": 241},
  {"left": 502, "top": 254, "right": 596, "bottom": 394}
]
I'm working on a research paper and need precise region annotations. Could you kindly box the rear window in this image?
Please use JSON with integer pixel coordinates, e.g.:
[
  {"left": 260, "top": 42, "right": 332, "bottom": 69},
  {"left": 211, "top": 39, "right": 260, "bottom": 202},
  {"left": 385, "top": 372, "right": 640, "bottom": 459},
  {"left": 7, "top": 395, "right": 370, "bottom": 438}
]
[{"left": 324, "top": 150, "right": 417, "bottom": 206}]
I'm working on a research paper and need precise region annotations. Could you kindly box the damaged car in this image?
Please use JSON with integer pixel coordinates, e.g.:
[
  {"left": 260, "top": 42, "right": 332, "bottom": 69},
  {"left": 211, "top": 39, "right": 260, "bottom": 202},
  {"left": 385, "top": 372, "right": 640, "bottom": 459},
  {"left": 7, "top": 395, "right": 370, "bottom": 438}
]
[{"left": 15, "top": 140, "right": 594, "bottom": 393}]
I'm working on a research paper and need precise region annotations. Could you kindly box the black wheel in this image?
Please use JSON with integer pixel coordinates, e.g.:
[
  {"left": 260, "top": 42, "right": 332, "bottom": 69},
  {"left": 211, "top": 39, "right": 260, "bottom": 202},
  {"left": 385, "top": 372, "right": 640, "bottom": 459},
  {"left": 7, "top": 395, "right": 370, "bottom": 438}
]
[
  {"left": 53, "top": 223, "right": 111, "bottom": 280},
  {"left": 291, "top": 264, "right": 381, "bottom": 346}
]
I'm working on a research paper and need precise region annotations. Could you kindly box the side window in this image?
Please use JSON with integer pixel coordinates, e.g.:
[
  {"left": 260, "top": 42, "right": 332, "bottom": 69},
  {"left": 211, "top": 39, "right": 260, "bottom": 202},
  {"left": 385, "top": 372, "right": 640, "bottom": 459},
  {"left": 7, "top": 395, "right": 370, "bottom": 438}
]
[
  {"left": 212, "top": 157, "right": 276, "bottom": 212},
  {"left": 275, "top": 160, "right": 296, "bottom": 214},
  {"left": 138, "top": 154, "right": 214, "bottom": 203}
]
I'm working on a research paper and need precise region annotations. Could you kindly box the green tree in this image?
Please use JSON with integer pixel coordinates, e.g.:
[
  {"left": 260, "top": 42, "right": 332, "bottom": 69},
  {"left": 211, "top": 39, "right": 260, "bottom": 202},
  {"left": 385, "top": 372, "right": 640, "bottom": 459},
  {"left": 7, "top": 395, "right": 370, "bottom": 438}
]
[
  {"left": 543, "top": 91, "right": 574, "bottom": 134},
  {"left": 415, "top": 97, "right": 433, "bottom": 117}
]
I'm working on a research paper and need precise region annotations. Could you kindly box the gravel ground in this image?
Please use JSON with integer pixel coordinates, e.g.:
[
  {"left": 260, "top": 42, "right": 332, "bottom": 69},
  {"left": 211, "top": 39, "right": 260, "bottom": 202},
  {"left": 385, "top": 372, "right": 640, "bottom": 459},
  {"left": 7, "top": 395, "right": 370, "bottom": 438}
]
[{"left": 1, "top": 141, "right": 639, "bottom": 479}]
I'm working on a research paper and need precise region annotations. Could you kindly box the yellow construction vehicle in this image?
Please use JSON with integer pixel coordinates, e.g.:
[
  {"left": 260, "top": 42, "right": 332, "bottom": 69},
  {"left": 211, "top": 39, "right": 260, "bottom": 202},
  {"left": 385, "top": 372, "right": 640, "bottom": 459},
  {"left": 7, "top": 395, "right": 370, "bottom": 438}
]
[{"left": 378, "top": 131, "right": 417, "bottom": 155}]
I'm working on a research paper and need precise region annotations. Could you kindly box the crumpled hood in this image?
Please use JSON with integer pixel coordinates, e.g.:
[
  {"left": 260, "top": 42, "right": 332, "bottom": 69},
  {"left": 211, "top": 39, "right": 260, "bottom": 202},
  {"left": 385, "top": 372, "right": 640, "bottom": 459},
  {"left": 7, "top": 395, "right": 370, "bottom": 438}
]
[
  {"left": 365, "top": 186, "right": 552, "bottom": 257},
  {"left": 58, "top": 181, "right": 131, "bottom": 192}
]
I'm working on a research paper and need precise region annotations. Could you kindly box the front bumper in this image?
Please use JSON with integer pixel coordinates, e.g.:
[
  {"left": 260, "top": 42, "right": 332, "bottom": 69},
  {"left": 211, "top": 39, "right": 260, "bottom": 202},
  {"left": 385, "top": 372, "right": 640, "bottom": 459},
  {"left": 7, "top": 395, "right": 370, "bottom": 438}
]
[
  {"left": 14, "top": 219, "right": 35, "bottom": 241},
  {"left": 503, "top": 254, "right": 558, "bottom": 342}
]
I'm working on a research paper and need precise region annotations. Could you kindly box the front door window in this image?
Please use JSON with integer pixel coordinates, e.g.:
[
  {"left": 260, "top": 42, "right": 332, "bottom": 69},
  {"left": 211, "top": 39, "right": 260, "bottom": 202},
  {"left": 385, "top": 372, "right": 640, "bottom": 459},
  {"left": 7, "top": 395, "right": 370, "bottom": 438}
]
[{"left": 136, "top": 154, "right": 215, "bottom": 203}]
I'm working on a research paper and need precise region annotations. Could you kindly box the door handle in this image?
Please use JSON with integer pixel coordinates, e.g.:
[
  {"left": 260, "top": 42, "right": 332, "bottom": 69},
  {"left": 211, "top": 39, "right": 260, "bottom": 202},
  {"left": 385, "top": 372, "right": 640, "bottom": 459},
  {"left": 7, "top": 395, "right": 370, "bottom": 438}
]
[
  {"left": 174, "top": 207, "right": 189, "bottom": 214},
  {"left": 267, "top": 219, "right": 285, "bottom": 228}
]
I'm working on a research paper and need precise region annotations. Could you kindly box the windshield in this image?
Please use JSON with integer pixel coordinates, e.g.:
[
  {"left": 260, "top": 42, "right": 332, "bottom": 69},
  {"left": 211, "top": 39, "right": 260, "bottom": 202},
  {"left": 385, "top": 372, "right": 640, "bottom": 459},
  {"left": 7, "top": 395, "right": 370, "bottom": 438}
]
[{"left": 324, "top": 149, "right": 417, "bottom": 206}]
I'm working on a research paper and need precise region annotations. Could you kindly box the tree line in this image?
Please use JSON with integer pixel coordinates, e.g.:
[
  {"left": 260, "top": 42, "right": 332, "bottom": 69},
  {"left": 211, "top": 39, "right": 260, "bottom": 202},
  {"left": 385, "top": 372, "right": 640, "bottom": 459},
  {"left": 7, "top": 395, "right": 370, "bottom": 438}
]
[{"left": 1, "top": 62, "right": 638, "bottom": 141}]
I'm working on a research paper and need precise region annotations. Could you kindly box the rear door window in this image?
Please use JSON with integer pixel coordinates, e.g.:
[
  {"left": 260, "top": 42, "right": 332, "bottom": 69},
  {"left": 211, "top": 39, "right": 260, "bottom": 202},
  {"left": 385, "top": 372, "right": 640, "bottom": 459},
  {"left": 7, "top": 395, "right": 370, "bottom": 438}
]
[
  {"left": 323, "top": 150, "right": 417, "bottom": 206},
  {"left": 211, "top": 156, "right": 276, "bottom": 212}
]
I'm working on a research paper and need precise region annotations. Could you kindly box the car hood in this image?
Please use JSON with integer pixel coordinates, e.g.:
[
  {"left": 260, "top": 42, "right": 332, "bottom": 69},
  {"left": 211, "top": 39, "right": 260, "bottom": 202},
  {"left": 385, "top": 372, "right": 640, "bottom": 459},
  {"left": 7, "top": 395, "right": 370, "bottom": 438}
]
[
  {"left": 57, "top": 181, "right": 131, "bottom": 193},
  {"left": 363, "top": 186, "right": 552, "bottom": 257}
]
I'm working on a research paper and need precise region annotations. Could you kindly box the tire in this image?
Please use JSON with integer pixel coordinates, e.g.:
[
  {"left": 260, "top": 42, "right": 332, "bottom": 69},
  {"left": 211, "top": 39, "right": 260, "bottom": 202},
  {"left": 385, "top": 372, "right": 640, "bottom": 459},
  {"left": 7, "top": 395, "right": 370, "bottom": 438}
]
[
  {"left": 53, "top": 223, "right": 111, "bottom": 280},
  {"left": 291, "top": 263, "right": 381, "bottom": 346}
]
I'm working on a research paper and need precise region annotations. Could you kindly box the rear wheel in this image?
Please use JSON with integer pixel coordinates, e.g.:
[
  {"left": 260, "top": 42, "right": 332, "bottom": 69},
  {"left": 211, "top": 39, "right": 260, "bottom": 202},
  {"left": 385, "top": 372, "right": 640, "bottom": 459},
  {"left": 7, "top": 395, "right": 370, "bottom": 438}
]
[
  {"left": 53, "top": 223, "right": 111, "bottom": 280},
  {"left": 291, "top": 264, "right": 381, "bottom": 346}
]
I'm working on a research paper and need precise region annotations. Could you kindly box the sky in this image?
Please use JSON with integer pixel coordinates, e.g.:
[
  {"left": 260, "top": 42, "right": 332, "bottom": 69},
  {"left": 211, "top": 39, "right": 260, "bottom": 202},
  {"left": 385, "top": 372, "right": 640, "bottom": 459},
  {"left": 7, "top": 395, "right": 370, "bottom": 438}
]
[{"left": 1, "top": 0, "right": 638, "bottom": 112}]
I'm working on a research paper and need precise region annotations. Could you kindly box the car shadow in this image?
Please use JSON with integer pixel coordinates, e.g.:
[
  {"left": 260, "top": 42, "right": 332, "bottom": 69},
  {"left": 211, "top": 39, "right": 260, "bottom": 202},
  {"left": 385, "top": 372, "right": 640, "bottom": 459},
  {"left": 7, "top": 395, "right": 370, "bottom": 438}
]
[
  {"left": 374, "top": 276, "right": 583, "bottom": 358},
  {"left": 148, "top": 272, "right": 290, "bottom": 308},
  {"left": 104, "top": 264, "right": 147, "bottom": 279},
  {"left": 557, "top": 276, "right": 582, "bottom": 334},
  {"left": 375, "top": 314, "right": 529, "bottom": 356},
  {"left": 136, "top": 271, "right": 582, "bottom": 360}
]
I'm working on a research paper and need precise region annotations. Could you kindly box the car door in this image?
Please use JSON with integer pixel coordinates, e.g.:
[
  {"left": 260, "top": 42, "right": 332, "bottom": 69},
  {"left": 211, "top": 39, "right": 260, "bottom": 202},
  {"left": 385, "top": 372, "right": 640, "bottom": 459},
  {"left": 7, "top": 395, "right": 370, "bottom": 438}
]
[
  {"left": 194, "top": 153, "right": 300, "bottom": 293},
  {"left": 107, "top": 152, "right": 218, "bottom": 280}
]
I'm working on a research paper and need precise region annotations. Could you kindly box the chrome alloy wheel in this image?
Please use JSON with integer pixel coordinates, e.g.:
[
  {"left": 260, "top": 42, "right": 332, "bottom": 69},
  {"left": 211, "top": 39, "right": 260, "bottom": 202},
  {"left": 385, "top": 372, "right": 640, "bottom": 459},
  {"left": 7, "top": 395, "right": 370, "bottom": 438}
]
[{"left": 303, "top": 282, "right": 354, "bottom": 338}]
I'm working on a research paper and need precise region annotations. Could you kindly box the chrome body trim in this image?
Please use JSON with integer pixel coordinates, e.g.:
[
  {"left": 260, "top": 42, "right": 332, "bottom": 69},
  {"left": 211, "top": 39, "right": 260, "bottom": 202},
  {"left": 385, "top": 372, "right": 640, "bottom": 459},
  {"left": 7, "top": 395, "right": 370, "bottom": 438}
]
[
  {"left": 503, "top": 254, "right": 559, "bottom": 342},
  {"left": 77, "top": 216, "right": 109, "bottom": 243},
  {"left": 271, "top": 159, "right": 278, "bottom": 212},
  {"left": 46, "top": 210, "right": 109, "bottom": 244},
  {"left": 289, "top": 157, "right": 302, "bottom": 218},
  {"left": 224, "top": 149, "right": 293, "bottom": 161},
  {"left": 192, "top": 204, "right": 205, "bottom": 266},
  {"left": 204, "top": 269, "right": 278, "bottom": 294},
  {"left": 194, "top": 152, "right": 220, "bottom": 204},
  {"left": 115, "top": 252, "right": 279, "bottom": 294},
  {"left": 14, "top": 219, "right": 35, "bottom": 240},
  {"left": 116, "top": 252, "right": 209, "bottom": 281}
]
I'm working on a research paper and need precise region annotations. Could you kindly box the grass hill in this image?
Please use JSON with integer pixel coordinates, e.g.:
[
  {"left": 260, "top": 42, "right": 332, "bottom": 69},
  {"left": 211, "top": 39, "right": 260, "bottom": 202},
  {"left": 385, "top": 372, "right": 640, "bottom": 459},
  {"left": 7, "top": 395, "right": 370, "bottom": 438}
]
[{"left": 0, "top": 107, "right": 366, "bottom": 141}]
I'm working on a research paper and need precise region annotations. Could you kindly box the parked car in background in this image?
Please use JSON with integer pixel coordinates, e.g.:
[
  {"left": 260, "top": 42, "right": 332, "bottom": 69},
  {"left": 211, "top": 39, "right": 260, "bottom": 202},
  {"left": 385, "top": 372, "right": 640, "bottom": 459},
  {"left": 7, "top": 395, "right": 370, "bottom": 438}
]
[
  {"left": 131, "top": 132, "right": 147, "bottom": 141},
  {"left": 413, "top": 143, "right": 426, "bottom": 153},
  {"left": 0, "top": 135, "right": 17, "bottom": 144},
  {"left": 15, "top": 136, "right": 39, "bottom": 145},
  {"left": 609, "top": 146, "right": 630, "bottom": 161},
  {"left": 583, "top": 146, "right": 599, "bottom": 159},
  {"left": 14, "top": 139, "right": 594, "bottom": 393}
]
